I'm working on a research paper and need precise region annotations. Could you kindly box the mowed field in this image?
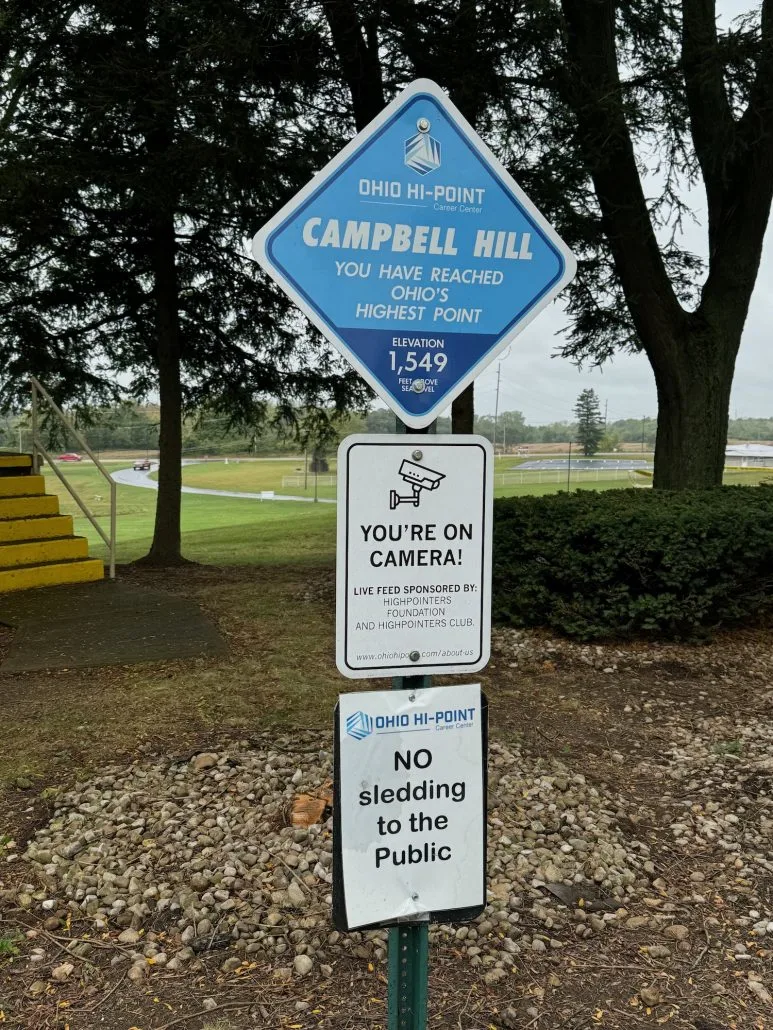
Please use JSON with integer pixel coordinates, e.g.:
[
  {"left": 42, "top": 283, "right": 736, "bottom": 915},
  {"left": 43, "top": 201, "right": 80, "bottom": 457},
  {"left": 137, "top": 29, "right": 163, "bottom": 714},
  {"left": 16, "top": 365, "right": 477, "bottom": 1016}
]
[
  {"left": 177, "top": 455, "right": 771, "bottom": 498},
  {"left": 41, "top": 462, "right": 336, "bottom": 565},
  {"left": 40, "top": 457, "right": 772, "bottom": 565}
]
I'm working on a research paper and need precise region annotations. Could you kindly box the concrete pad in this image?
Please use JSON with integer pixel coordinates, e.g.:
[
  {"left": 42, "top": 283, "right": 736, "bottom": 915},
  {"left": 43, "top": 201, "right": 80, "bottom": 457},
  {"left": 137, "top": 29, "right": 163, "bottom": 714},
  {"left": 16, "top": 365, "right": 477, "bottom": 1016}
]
[{"left": 0, "top": 580, "right": 227, "bottom": 673}]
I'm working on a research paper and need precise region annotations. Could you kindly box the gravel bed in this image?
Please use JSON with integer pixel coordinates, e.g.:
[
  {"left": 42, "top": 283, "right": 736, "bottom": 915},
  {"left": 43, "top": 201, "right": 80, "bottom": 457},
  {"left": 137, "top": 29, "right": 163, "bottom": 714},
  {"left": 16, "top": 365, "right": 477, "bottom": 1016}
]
[{"left": 5, "top": 712, "right": 771, "bottom": 991}]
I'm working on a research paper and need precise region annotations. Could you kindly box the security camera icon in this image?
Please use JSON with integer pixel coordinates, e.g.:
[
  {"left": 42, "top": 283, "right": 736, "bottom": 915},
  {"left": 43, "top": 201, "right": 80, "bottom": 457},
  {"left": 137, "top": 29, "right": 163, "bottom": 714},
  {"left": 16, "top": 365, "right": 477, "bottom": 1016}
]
[{"left": 389, "top": 459, "right": 446, "bottom": 510}]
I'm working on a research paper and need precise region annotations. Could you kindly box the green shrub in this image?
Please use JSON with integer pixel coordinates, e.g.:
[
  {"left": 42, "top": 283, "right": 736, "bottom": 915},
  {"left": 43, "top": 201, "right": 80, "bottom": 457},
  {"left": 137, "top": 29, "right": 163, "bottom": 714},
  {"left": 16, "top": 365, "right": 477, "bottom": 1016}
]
[{"left": 492, "top": 486, "right": 773, "bottom": 640}]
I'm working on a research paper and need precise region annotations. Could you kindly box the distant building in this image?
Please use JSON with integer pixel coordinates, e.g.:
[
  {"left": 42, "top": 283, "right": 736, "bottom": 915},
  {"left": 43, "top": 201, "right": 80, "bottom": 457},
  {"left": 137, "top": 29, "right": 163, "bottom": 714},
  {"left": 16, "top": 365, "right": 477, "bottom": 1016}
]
[{"left": 725, "top": 443, "right": 773, "bottom": 468}]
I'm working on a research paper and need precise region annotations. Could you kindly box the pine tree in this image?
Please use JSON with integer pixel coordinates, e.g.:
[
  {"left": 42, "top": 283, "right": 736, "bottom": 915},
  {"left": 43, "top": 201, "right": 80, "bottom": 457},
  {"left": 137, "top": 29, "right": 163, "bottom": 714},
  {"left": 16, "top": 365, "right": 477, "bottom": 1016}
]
[
  {"left": 1, "top": 0, "right": 368, "bottom": 564},
  {"left": 574, "top": 389, "right": 604, "bottom": 457}
]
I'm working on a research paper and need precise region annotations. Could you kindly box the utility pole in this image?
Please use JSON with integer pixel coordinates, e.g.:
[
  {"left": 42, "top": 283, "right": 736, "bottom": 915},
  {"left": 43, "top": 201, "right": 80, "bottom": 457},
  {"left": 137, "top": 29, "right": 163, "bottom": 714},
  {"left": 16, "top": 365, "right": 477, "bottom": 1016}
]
[
  {"left": 493, "top": 364, "right": 501, "bottom": 456},
  {"left": 492, "top": 346, "right": 511, "bottom": 457},
  {"left": 604, "top": 399, "right": 608, "bottom": 427},
  {"left": 567, "top": 439, "right": 572, "bottom": 492}
]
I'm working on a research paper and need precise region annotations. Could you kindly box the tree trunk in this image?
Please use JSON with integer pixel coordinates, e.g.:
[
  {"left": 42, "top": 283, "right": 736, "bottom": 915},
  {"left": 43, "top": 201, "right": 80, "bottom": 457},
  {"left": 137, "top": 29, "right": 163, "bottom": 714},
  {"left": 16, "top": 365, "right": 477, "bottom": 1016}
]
[
  {"left": 452, "top": 383, "right": 474, "bottom": 434},
  {"left": 141, "top": 213, "right": 186, "bottom": 564},
  {"left": 559, "top": 0, "right": 773, "bottom": 490},
  {"left": 324, "top": 0, "right": 479, "bottom": 434},
  {"left": 651, "top": 322, "right": 739, "bottom": 490}
]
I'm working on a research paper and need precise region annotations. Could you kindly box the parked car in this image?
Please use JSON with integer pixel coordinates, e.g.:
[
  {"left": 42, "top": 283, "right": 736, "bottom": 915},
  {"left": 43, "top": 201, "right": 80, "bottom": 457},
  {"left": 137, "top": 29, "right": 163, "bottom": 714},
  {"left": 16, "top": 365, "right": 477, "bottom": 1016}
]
[
  {"left": 58, "top": 452, "right": 82, "bottom": 462},
  {"left": 133, "top": 458, "right": 152, "bottom": 471}
]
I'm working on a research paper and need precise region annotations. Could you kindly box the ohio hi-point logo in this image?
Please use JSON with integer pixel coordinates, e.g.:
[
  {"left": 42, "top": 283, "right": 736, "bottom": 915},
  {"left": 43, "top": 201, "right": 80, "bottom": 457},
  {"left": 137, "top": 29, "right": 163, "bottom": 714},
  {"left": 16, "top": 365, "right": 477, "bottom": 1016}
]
[
  {"left": 345, "top": 704, "right": 477, "bottom": 741},
  {"left": 345, "top": 711, "right": 373, "bottom": 740},
  {"left": 404, "top": 117, "right": 441, "bottom": 175}
]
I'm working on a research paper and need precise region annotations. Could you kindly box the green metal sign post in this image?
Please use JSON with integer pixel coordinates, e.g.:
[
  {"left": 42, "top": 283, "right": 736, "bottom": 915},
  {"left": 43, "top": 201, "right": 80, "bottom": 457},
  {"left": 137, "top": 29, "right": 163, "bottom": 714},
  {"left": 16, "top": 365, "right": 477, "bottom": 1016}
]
[
  {"left": 388, "top": 673, "right": 431, "bottom": 1030},
  {"left": 387, "top": 415, "right": 433, "bottom": 1030}
]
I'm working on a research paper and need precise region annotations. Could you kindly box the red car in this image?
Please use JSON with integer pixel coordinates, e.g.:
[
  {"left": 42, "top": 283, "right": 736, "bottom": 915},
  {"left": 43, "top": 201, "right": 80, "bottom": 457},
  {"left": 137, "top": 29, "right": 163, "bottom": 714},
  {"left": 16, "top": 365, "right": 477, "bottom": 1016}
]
[{"left": 58, "top": 452, "right": 82, "bottom": 462}]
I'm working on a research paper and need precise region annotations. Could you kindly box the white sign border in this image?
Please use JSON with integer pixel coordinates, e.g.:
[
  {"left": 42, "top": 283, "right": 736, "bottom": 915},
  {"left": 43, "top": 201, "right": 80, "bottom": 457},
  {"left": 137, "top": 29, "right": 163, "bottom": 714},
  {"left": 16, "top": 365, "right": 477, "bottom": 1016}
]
[
  {"left": 332, "top": 683, "right": 488, "bottom": 931},
  {"left": 335, "top": 434, "right": 493, "bottom": 679},
  {"left": 251, "top": 78, "right": 577, "bottom": 429}
]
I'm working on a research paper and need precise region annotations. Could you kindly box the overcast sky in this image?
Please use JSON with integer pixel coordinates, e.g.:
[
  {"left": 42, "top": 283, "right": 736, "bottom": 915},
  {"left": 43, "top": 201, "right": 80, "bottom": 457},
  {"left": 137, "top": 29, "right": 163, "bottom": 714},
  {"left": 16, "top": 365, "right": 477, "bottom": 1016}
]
[
  {"left": 436, "top": 0, "right": 773, "bottom": 425},
  {"left": 471, "top": 225, "right": 772, "bottom": 424}
]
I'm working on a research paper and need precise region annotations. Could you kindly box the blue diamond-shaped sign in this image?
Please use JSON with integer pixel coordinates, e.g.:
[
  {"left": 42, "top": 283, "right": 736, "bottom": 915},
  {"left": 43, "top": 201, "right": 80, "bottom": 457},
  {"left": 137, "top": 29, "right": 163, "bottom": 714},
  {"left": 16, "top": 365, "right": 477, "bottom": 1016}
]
[{"left": 252, "top": 79, "right": 576, "bottom": 428}]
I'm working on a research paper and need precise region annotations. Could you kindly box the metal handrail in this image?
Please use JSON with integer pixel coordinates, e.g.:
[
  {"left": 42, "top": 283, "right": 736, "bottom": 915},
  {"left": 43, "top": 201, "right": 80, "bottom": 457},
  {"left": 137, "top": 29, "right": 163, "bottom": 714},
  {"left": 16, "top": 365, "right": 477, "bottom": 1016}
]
[{"left": 30, "top": 376, "right": 117, "bottom": 579}]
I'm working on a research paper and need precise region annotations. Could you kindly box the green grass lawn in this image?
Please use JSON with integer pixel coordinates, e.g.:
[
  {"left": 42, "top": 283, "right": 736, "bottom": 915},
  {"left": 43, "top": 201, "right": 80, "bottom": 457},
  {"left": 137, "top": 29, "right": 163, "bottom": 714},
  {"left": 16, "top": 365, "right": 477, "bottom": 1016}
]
[
  {"left": 39, "top": 458, "right": 771, "bottom": 567},
  {"left": 178, "top": 458, "right": 338, "bottom": 500},
  {"left": 41, "top": 464, "right": 336, "bottom": 565}
]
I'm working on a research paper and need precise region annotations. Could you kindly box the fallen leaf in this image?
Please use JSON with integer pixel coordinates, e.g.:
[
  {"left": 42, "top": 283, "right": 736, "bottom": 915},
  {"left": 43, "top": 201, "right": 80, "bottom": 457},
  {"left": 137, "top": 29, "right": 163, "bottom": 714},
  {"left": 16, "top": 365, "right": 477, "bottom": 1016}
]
[{"left": 291, "top": 783, "right": 333, "bottom": 826}]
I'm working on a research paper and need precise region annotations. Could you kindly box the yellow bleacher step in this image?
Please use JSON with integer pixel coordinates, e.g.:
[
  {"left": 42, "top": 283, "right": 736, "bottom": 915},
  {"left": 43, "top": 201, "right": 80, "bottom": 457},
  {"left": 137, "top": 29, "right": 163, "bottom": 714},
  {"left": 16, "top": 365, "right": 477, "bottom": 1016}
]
[
  {"left": 0, "top": 536, "right": 88, "bottom": 569},
  {"left": 0, "top": 454, "right": 32, "bottom": 472},
  {"left": 0, "top": 515, "right": 73, "bottom": 544},
  {"left": 0, "top": 558, "right": 104, "bottom": 593},
  {"left": 0, "top": 475, "right": 45, "bottom": 498},
  {"left": 0, "top": 495, "right": 59, "bottom": 520}
]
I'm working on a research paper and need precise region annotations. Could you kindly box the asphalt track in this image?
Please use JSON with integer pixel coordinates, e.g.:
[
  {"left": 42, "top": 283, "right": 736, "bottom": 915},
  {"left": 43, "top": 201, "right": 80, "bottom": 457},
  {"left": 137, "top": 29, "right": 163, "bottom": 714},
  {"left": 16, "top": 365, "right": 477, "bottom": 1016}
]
[{"left": 111, "top": 463, "right": 337, "bottom": 504}]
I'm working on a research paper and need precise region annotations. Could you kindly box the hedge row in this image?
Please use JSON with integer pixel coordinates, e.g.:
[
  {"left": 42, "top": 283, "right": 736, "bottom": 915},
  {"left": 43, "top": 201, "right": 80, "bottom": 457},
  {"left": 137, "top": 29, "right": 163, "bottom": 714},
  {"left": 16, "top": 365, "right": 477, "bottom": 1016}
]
[{"left": 492, "top": 486, "right": 773, "bottom": 640}]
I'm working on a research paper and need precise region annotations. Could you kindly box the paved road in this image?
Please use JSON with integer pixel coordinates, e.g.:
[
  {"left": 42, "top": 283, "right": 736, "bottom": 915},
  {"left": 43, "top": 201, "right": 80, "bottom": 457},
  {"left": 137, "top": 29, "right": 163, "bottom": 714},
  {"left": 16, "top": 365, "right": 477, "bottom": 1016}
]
[{"left": 111, "top": 464, "right": 336, "bottom": 504}]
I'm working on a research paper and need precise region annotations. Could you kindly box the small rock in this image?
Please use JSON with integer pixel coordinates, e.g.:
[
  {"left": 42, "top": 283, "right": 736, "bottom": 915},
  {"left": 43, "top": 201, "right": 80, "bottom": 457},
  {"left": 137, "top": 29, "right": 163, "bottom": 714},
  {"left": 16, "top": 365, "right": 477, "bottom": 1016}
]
[
  {"left": 190, "top": 752, "right": 218, "bottom": 772},
  {"left": 626, "top": 916, "right": 649, "bottom": 929},
  {"left": 294, "top": 954, "right": 313, "bottom": 976},
  {"left": 118, "top": 928, "right": 141, "bottom": 945},
  {"left": 127, "top": 962, "right": 146, "bottom": 982},
  {"left": 202, "top": 998, "right": 218, "bottom": 1012},
  {"left": 286, "top": 881, "right": 306, "bottom": 907},
  {"left": 646, "top": 945, "right": 671, "bottom": 959},
  {"left": 747, "top": 979, "right": 772, "bottom": 1005},
  {"left": 484, "top": 968, "right": 507, "bottom": 984},
  {"left": 640, "top": 987, "right": 662, "bottom": 1006},
  {"left": 51, "top": 962, "right": 75, "bottom": 982}
]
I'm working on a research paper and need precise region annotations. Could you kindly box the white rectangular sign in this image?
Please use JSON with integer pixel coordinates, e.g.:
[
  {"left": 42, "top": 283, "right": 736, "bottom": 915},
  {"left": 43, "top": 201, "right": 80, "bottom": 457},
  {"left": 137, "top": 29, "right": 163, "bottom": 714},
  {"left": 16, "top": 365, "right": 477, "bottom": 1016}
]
[
  {"left": 336, "top": 434, "right": 493, "bottom": 678},
  {"left": 333, "top": 683, "right": 486, "bottom": 930}
]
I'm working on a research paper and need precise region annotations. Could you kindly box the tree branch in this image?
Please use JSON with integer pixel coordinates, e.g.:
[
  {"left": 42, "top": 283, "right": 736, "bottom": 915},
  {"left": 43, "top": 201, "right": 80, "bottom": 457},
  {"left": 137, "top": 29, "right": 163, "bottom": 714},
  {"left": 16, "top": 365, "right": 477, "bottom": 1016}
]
[
  {"left": 0, "top": 4, "right": 80, "bottom": 137},
  {"left": 737, "top": 0, "right": 773, "bottom": 144},
  {"left": 321, "top": 0, "right": 385, "bottom": 130},
  {"left": 691, "top": 0, "right": 773, "bottom": 324},
  {"left": 681, "top": 0, "right": 735, "bottom": 245},
  {"left": 559, "top": 0, "right": 686, "bottom": 356}
]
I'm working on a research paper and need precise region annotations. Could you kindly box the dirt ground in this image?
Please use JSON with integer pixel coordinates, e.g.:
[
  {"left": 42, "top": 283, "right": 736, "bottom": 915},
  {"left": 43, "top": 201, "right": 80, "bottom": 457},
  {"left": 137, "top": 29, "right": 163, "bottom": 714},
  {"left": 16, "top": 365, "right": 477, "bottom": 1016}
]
[{"left": 0, "top": 563, "right": 771, "bottom": 1029}]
